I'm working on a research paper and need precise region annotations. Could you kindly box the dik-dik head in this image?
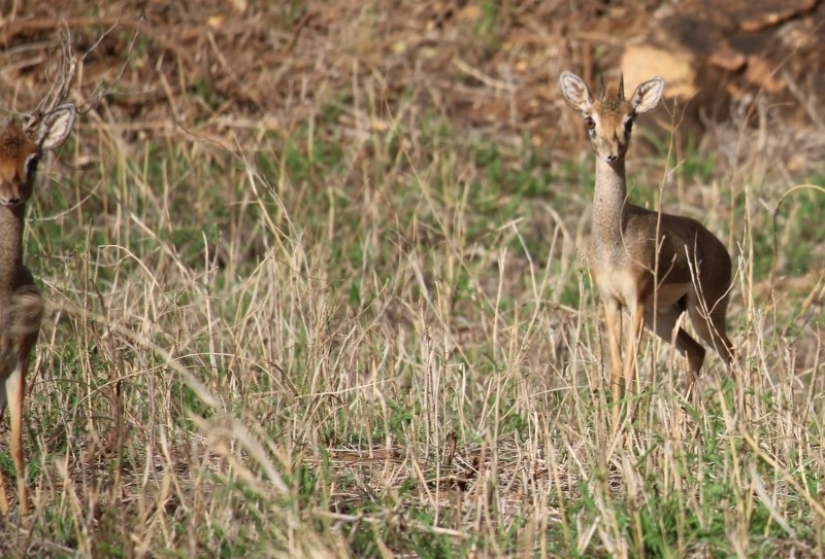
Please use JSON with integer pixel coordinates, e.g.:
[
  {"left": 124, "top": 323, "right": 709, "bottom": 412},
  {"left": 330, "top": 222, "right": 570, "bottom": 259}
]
[
  {"left": 559, "top": 71, "right": 664, "bottom": 165},
  {"left": 0, "top": 104, "right": 76, "bottom": 208}
]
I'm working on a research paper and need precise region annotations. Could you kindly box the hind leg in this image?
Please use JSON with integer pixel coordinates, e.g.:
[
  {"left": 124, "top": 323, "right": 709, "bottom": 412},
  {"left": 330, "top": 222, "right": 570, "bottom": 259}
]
[
  {"left": 687, "top": 291, "right": 734, "bottom": 366},
  {"left": 646, "top": 305, "right": 706, "bottom": 397}
]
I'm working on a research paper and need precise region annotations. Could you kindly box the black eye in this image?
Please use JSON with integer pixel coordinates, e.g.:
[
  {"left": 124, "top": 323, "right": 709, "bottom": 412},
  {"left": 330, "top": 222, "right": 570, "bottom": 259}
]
[{"left": 584, "top": 116, "right": 596, "bottom": 131}]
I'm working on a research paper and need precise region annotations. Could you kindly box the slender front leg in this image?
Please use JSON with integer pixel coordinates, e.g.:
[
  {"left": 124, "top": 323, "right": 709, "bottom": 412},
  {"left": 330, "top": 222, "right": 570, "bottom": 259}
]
[
  {"left": 0, "top": 378, "right": 7, "bottom": 514},
  {"left": 6, "top": 359, "right": 27, "bottom": 516},
  {"left": 623, "top": 301, "right": 646, "bottom": 423},
  {"left": 603, "top": 299, "right": 623, "bottom": 427}
]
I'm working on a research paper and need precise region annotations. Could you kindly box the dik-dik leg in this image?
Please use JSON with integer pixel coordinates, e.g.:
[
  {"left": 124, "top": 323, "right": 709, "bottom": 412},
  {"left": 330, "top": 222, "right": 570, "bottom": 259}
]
[
  {"left": 620, "top": 300, "right": 646, "bottom": 425},
  {"left": 604, "top": 299, "right": 624, "bottom": 427},
  {"left": 0, "top": 355, "right": 29, "bottom": 515}
]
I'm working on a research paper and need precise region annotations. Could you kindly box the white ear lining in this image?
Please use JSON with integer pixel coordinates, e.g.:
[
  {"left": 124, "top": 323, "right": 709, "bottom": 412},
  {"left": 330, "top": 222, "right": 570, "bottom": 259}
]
[{"left": 36, "top": 104, "right": 77, "bottom": 151}]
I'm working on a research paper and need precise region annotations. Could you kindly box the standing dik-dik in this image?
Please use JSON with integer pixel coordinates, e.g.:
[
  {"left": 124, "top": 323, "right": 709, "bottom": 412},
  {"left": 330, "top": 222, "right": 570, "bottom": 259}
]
[
  {"left": 558, "top": 71, "right": 734, "bottom": 425},
  {"left": 0, "top": 104, "right": 75, "bottom": 515}
]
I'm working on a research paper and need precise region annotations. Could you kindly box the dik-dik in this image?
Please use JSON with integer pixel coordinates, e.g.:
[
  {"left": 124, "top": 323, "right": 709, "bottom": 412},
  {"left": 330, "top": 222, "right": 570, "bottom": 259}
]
[
  {"left": 559, "top": 71, "right": 733, "bottom": 425},
  {"left": 0, "top": 104, "right": 75, "bottom": 515}
]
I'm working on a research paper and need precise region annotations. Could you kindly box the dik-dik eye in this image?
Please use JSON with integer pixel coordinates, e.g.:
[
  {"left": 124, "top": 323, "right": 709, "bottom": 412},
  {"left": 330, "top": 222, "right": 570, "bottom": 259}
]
[{"left": 584, "top": 116, "right": 596, "bottom": 136}]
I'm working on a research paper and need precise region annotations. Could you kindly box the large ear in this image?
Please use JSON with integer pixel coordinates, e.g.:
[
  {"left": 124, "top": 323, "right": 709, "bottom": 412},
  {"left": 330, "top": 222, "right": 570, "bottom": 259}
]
[
  {"left": 630, "top": 77, "right": 664, "bottom": 114},
  {"left": 36, "top": 104, "right": 76, "bottom": 151},
  {"left": 559, "top": 71, "right": 593, "bottom": 114}
]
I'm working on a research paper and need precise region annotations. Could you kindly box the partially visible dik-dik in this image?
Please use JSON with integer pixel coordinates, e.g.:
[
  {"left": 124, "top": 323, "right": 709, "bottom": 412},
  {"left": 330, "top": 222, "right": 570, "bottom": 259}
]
[
  {"left": 559, "top": 71, "right": 734, "bottom": 425},
  {"left": 0, "top": 104, "right": 75, "bottom": 515}
]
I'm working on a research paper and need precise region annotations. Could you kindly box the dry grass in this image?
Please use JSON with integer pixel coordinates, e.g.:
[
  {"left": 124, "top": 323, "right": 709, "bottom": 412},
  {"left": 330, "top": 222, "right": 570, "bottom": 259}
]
[{"left": 0, "top": 1, "right": 823, "bottom": 558}]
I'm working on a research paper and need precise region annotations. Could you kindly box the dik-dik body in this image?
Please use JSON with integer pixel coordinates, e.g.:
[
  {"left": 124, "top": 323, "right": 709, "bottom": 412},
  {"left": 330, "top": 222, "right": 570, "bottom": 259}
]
[
  {"left": 0, "top": 104, "right": 75, "bottom": 515},
  {"left": 559, "top": 71, "right": 733, "bottom": 425}
]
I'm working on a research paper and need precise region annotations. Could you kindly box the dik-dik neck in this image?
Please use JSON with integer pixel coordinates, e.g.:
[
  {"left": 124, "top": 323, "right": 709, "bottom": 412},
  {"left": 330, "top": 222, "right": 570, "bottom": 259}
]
[
  {"left": 0, "top": 205, "right": 26, "bottom": 289},
  {"left": 592, "top": 156, "right": 628, "bottom": 245}
]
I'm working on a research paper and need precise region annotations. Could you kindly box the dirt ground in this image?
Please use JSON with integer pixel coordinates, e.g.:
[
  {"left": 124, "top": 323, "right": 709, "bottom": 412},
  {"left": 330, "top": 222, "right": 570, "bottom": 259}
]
[
  {"left": 3, "top": 1, "right": 823, "bottom": 161},
  {"left": 0, "top": 1, "right": 697, "bottom": 152}
]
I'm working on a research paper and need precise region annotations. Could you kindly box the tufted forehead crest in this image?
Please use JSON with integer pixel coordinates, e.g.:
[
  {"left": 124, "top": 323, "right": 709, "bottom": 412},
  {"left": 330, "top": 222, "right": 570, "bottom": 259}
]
[
  {"left": 0, "top": 122, "right": 35, "bottom": 160},
  {"left": 594, "top": 72, "right": 630, "bottom": 114},
  {"left": 597, "top": 86, "right": 629, "bottom": 112}
]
